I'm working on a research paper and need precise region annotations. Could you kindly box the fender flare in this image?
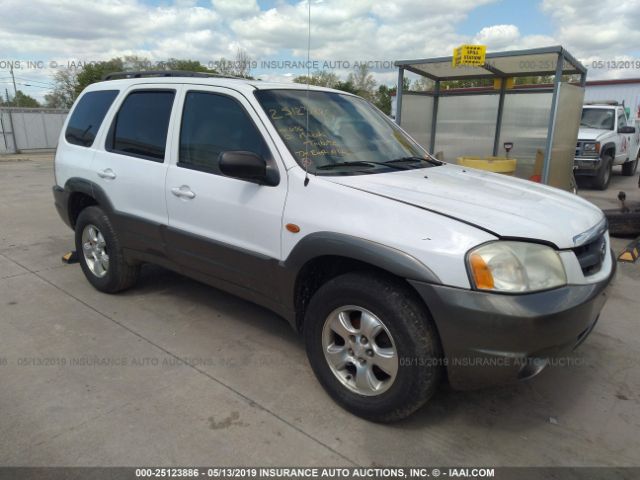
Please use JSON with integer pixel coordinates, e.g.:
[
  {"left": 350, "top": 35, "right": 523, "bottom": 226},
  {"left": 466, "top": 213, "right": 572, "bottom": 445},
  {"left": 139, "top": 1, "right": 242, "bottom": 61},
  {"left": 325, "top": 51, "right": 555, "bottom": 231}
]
[
  {"left": 600, "top": 142, "right": 616, "bottom": 158},
  {"left": 277, "top": 232, "right": 441, "bottom": 317},
  {"left": 63, "top": 177, "right": 115, "bottom": 225},
  {"left": 282, "top": 232, "right": 440, "bottom": 283}
]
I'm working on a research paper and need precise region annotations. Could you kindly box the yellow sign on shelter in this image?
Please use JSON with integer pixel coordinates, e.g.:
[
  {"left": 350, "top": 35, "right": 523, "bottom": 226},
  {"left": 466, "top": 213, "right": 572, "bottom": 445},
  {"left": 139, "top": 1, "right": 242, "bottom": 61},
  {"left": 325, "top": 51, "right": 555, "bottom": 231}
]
[{"left": 452, "top": 44, "right": 487, "bottom": 67}]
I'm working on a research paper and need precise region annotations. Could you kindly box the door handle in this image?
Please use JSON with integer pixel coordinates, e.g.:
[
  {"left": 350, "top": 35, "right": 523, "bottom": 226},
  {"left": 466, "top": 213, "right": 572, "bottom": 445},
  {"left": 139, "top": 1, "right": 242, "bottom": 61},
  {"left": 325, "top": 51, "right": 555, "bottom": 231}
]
[
  {"left": 97, "top": 168, "right": 116, "bottom": 180},
  {"left": 171, "top": 185, "right": 196, "bottom": 199}
]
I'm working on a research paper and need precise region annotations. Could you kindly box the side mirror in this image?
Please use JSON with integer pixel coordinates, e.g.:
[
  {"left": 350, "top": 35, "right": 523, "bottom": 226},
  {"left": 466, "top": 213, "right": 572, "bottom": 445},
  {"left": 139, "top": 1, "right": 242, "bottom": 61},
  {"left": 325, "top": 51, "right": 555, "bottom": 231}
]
[
  {"left": 219, "top": 151, "right": 278, "bottom": 186},
  {"left": 618, "top": 125, "right": 636, "bottom": 134}
]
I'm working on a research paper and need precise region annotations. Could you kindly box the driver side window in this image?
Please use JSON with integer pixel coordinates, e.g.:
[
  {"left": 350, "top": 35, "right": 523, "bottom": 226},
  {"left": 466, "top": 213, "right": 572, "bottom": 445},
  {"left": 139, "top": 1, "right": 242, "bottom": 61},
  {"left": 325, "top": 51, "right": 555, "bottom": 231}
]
[
  {"left": 178, "top": 91, "right": 270, "bottom": 174},
  {"left": 618, "top": 112, "right": 627, "bottom": 128}
]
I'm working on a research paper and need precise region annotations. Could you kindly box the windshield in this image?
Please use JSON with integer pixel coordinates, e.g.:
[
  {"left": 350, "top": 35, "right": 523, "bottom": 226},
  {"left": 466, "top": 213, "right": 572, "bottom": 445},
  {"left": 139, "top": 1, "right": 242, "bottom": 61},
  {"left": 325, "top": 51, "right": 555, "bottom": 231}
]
[
  {"left": 581, "top": 108, "right": 615, "bottom": 130},
  {"left": 254, "top": 89, "right": 437, "bottom": 175}
]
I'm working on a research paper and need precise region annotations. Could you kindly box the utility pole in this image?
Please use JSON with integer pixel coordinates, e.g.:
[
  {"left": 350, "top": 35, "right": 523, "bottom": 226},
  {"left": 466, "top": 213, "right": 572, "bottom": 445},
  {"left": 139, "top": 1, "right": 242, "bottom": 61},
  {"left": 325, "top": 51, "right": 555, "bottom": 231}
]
[
  {"left": 4, "top": 88, "right": 9, "bottom": 104},
  {"left": 9, "top": 65, "right": 19, "bottom": 107}
]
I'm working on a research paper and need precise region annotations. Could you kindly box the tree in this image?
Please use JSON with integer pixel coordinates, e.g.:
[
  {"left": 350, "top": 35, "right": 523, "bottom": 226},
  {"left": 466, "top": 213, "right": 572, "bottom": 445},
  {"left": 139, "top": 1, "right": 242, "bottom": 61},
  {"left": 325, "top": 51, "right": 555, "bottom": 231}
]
[
  {"left": 74, "top": 58, "right": 125, "bottom": 97},
  {"left": 161, "top": 58, "right": 214, "bottom": 73},
  {"left": 216, "top": 49, "right": 253, "bottom": 78},
  {"left": 1, "top": 90, "right": 41, "bottom": 107},
  {"left": 373, "top": 85, "right": 393, "bottom": 115},
  {"left": 347, "top": 64, "right": 376, "bottom": 101},
  {"left": 121, "top": 55, "right": 153, "bottom": 71},
  {"left": 49, "top": 56, "right": 217, "bottom": 106},
  {"left": 45, "top": 69, "right": 78, "bottom": 108},
  {"left": 293, "top": 70, "right": 339, "bottom": 88},
  {"left": 411, "top": 77, "right": 433, "bottom": 92},
  {"left": 234, "top": 49, "right": 253, "bottom": 78},
  {"left": 333, "top": 80, "right": 359, "bottom": 95}
]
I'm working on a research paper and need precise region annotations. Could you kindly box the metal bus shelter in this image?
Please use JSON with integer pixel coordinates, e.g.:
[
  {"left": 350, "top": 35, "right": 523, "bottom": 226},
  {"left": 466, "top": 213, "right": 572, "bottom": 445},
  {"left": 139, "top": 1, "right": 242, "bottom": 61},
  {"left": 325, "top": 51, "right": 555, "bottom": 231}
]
[{"left": 394, "top": 46, "right": 587, "bottom": 188}]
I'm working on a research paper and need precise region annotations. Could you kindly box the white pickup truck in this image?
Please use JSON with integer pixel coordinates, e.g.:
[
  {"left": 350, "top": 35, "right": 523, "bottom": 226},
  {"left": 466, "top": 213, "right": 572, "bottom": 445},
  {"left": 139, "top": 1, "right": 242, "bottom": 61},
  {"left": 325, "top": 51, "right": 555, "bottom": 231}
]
[{"left": 574, "top": 103, "right": 640, "bottom": 189}]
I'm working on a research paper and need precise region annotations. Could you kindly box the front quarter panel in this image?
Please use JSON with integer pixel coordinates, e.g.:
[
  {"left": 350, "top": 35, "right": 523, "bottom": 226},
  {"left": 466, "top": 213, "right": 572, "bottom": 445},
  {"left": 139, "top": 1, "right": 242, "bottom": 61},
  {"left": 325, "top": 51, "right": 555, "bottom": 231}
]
[{"left": 281, "top": 168, "right": 497, "bottom": 289}]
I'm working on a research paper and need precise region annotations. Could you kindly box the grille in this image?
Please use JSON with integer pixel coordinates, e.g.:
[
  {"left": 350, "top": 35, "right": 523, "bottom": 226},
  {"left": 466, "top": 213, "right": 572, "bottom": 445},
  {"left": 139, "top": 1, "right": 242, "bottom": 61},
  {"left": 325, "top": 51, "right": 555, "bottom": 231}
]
[{"left": 572, "top": 233, "right": 606, "bottom": 276}]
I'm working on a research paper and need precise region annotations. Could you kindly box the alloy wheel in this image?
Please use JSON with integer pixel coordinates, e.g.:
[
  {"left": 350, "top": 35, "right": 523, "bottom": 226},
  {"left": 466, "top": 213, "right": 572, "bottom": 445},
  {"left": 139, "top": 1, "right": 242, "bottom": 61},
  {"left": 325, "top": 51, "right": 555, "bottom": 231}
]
[
  {"left": 321, "top": 305, "right": 398, "bottom": 396},
  {"left": 81, "top": 224, "right": 109, "bottom": 278}
]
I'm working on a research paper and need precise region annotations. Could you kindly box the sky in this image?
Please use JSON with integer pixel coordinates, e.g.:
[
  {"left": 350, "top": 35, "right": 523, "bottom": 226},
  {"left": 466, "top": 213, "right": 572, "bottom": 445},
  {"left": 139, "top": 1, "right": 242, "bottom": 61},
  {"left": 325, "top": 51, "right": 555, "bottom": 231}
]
[{"left": 1, "top": 0, "right": 639, "bottom": 101}]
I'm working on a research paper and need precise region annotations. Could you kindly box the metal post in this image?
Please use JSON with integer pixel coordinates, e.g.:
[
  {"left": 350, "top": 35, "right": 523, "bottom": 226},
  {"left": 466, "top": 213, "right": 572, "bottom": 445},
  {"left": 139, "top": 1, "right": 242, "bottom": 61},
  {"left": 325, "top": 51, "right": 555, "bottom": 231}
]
[
  {"left": 429, "top": 80, "right": 440, "bottom": 153},
  {"left": 6, "top": 108, "right": 17, "bottom": 153},
  {"left": 579, "top": 71, "right": 587, "bottom": 87},
  {"left": 492, "top": 78, "right": 507, "bottom": 156},
  {"left": 0, "top": 110, "right": 8, "bottom": 152},
  {"left": 9, "top": 65, "right": 19, "bottom": 107},
  {"left": 542, "top": 55, "right": 564, "bottom": 185},
  {"left": 395, "top": 67, "right": 404, "bottom": 125},
  {"left": 41, "top": 111, "right": 50, "bottom": 147}
]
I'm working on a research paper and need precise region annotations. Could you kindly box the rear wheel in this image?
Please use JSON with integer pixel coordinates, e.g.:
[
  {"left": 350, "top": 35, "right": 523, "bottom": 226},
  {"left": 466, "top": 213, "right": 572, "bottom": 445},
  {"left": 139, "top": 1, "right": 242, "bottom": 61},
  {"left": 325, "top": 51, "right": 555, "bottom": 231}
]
[
  {"left": 304, "top": 272, "right": 442, "bottom": 422},
  {"left": 75, "top": 206, "right": 139, "bottom": 293},
  {"left": 593, "top": 154, "right": 613, "bottom": 190},
  {"left": 621, "top": 154, "right": 638, "bottom": 176}
]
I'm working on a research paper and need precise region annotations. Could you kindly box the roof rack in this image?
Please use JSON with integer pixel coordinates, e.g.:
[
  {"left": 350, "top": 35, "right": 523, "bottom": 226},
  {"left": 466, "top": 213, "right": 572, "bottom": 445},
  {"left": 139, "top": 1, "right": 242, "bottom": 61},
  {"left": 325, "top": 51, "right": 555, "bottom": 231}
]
[{"left": 102, "top": 70, "right": 238, "bottom": 81}]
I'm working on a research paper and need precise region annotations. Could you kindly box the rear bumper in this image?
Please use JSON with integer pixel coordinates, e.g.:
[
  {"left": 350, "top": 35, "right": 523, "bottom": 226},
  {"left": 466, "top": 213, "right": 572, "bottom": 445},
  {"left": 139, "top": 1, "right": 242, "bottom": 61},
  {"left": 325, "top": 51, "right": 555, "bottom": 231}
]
[
  {"left": 52, "top": 185, "right": 72, "bottom": 229},
  {"left": 409, "top": 257, "right": 615, "bottom": 390}
]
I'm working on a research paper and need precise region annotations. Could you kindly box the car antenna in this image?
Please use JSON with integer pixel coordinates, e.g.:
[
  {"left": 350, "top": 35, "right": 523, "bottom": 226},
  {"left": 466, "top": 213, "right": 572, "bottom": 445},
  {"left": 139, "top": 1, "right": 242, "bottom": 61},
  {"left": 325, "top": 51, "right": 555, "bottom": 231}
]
[{"left": 303, "top": 0, "right": 311, "bottom": 187}]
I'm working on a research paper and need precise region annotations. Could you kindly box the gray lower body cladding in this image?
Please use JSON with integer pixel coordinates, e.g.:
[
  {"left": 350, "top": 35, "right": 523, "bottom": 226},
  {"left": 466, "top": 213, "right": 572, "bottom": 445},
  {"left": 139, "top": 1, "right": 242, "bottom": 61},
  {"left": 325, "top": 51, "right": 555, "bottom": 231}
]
[{"left": 409, "top": 261, "right": 614, "bottom": 390}]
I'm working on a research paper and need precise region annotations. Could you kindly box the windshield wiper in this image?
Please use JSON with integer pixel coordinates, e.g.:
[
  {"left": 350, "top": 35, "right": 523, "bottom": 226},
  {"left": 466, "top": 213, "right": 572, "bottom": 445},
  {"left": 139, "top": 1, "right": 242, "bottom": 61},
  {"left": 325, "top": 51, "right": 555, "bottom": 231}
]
[
  {"left": 384, "top": 156, "right": 443, "bottom": 166},
  {"left": 316, "top": 161, "right": 407, "bottom": 170}
]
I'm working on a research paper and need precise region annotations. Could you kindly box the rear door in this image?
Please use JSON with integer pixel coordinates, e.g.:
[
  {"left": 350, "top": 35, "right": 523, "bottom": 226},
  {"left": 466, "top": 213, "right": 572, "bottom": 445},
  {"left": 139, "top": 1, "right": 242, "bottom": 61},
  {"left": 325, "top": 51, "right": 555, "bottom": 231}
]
[
  {"left": 92, "top": 84, "right": 180, "bottom": 255},
  {"left": 164, "top": 86, "right": 287, "bottom": 301},
  {"left": 56, "top": 89, "right": 119, "bottom": 188}
]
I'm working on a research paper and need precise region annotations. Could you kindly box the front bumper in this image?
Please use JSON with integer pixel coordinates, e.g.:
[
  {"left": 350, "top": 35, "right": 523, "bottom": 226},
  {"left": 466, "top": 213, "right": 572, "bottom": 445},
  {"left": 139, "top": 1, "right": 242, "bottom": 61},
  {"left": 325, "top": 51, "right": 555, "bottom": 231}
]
[
  {"left": 409, "top": 258, "right": 615, "bottom": 390},
  {"left": 574, "top": 156, "right": 601, "bottom": 175}
]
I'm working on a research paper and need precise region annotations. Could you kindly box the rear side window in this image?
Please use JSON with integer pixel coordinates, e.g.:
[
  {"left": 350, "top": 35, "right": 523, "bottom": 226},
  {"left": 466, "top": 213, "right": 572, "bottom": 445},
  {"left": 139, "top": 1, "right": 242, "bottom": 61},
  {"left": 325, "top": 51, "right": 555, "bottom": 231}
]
[
  {"left": 179, "top": 91, "right": 269, "bottom": 174},
  {"left": 107, "top": 90, "right": 175, "bottom": 162},
  {"left": 65, "top": 90, "right": 118, "bottom": 147}
]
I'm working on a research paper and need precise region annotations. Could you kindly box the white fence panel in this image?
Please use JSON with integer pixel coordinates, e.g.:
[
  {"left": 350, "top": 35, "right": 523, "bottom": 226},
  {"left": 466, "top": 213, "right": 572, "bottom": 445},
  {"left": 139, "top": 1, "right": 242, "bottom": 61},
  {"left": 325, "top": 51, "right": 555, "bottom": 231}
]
[{"left": 0, "top": 108, "right": 68, "bottom": 154}]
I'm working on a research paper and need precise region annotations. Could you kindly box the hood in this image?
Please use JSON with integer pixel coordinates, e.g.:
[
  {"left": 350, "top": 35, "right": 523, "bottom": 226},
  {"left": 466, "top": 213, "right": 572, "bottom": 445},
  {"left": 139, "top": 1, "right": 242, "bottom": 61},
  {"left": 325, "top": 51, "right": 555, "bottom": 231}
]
[
  {"left": 325, "top": 164, "right": 604, "bottom": 249},
  {"left": 578, "top": 127, "right": 611, "bottom": 141}
]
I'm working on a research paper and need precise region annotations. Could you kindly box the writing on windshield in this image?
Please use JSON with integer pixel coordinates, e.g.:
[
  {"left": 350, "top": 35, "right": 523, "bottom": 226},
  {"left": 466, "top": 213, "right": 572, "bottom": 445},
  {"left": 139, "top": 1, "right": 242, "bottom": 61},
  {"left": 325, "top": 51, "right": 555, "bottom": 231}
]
[{"left": 255, "top": 89, "right": 428, "bottom": 174}]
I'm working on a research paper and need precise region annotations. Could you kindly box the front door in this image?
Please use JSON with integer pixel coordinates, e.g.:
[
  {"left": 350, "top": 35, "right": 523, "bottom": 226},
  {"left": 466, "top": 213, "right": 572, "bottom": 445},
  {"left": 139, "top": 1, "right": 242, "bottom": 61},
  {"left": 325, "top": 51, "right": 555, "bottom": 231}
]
[{"left": 164, "top": 86, "right": 288, "bottom": 301}]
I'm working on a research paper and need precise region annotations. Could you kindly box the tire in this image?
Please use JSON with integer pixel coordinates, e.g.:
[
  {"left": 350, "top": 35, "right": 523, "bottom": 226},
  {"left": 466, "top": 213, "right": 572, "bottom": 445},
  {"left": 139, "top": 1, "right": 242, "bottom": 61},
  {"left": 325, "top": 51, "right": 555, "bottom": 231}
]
[
  {"left": 75, "top": 206, "right": 139, "bottom": 293},
  {"left": 621, "top": 154, "right": 639, "bottom": 176},
  {"left": 605, "top": 209, "right": 640, "bottom": 237},
  {"left": 304, "top": 272, "right": 442, "bottom": 422},
  {"left": 593, "top": 155, "right": 613, "bottom": 190}
]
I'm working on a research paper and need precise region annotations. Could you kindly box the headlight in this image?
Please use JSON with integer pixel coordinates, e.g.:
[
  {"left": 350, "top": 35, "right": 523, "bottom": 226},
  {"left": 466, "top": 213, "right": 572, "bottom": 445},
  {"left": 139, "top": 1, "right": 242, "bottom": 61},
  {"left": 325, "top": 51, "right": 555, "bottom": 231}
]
[
  {"left": 467, "top": 241, "right": 566, "bottom": 293},
  {"left": 582, "top": 142, "right": 600, "bottom": 153}
]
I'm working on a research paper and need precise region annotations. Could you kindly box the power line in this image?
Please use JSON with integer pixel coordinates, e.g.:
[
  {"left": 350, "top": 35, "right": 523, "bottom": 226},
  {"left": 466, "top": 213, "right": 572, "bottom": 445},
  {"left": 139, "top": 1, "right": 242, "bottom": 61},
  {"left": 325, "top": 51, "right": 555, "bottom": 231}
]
[
  {"left": 0, "top": 80, "right": 51, "bottom": 89},
  {"left": 14, "top": 76, "right": 56, "bottom": 86}
]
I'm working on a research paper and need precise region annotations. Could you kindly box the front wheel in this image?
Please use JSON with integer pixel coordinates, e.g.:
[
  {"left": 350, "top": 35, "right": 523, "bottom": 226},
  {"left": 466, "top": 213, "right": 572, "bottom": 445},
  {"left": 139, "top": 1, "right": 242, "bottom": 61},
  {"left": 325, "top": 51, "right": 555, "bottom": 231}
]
[
  {"left": 304, "top": 272, "right": 442, "bottom": 422},
  {"left": 593, "top": 155, "right": 613, "bottom": 190}
]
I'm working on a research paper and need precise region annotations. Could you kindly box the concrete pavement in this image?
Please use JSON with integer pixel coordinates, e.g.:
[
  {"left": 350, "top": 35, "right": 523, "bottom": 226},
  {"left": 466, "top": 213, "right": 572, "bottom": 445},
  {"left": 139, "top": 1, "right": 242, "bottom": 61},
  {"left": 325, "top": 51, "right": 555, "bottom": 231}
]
[{"left": 1, "top": 154, "right": 639, "bottom": 466}]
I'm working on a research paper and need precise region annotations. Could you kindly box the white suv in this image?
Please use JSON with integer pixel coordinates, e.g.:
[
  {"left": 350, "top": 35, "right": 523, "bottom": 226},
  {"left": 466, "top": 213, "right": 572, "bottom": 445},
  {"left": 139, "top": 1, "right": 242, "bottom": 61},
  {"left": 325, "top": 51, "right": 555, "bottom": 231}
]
[{"left": 53, "top": 72, "right": 615, "bottom": 421}]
